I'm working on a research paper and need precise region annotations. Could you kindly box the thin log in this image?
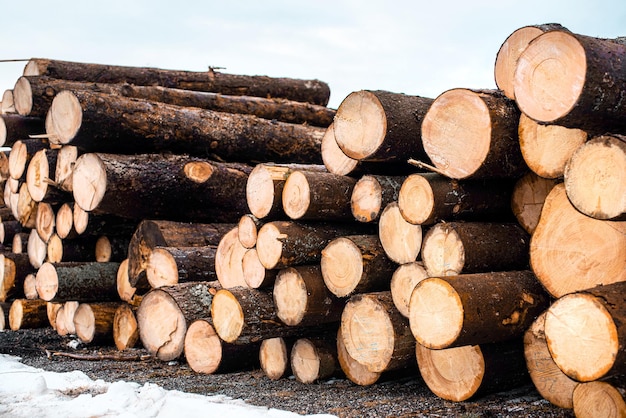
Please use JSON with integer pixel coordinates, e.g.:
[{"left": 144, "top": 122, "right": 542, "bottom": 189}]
[
  {"left": 26, "top": 228, "right": 47, "bottom": 268},
  {"left": 510, "top": 172, "right": 560, "bottom": 234},
  {"left": 0, "top": 252, "right": 36, "bottom": 302},
  {"left": 53, "top": 145, "right": 78, "bottom": 193},
  {"left": 242, "top": 248, "right": 278, "bottom": 289},
  {"left": 73, "top": 301, "right": 122, "bottom": 344},
  {"left": 35, "top": 261, "right": 121, "bottom": 302},
  {"left": 351, "top": 175, "right": 406, "bottom": 223},
  {"left": 259, "top": 337, "right": 293, "bottom": 381},
  {"left": 8, "top": 138, "right": 48, "bottom": 181},
  {"left": 0, "top": 219, "right": 22, "bottom": 245},
  {"left": 390, "top": 261, "right": 429, "bottom": 318},
  {"left": 46, "top": 301, "right": 62, "bottom": 331},
  {"left": 26, "top": 148, "right": 70, "bottom": 203},
  {"left": 378, "top": 202, "right": 422, "bottom": 264},
  {"left": 23, "top": 273, "right": 38, "bottom": 300},
  {"left": 8, "top": 298, "right": 48, "bottom": 330},
  {"left": 146, "top": 245, "right": 217, "bottom": 288},
  {"left": 237, "top": 214, "right": 261, "bottom": 249},
  {"left": 0, "top": 114, "right": 45, "bottom": 147},
  {"left": 291, "top": 337, "right": 340, "bottom": 384},
  {"left": 16, "top": 182, "right": 37, "bottom": 229},
  {"left": 1, "top": 89, "right": 14, "bottom": 114}
]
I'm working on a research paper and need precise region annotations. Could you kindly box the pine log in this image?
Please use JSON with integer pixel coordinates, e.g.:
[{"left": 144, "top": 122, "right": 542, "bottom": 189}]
[
  {"left": 214, "top": 226, "right": 249, "bottom": 289},
  {"left": 8, "top": 298, "right": 48, "bottom": 330},
  {"left": 113, "top": 302, "right": 140, "bottom": 350},
  {"left": 378, "top": 202, "right": 422, "bottom": 264},
  {"left": 291, "top": 337, "right": 339, "bottom": 384},
  {"left": 116, "top": 259, "right": 143, "bottom": 305},
  {"left": 336, "top": 327, "right": 381, "bottom": 386},
  {"left": 415, "top": 339, "right": 530, "bottom": 402},
  {"left": 23, "top": 273, "right": 38, "bottom": 300},
  {"left": 24, "top": 58, "right": 331, "bottom": 105},
  {"left": 390, "top": 261, "right": 429, "bottom": 318},
  {"left": 72, "top": 209, "right": 138, "bottom": 238},
  {"left": 397, "top": 173, "right": 515, "bottom": 226},
  {"left": 55, "top": 301, "right": 80, "bottom": 336},
  {"left": 0, "top": 302, "right": 7, "bottom": 330},
  {"left": 1, "top": 89, "right": 14, "bottom": 114},
  {"left": 340, "top": 291, "right": 415, "bottom": 373},
  {"left": 46, "top": 90, "right": 325, "bottom": 164},
  {"left": 518, "top": 113, "right": 587, "bottom": 179},
  {"left": 409, "top": 271, "right": 549, "bottom": 349},
  {"left": 74, "top": 301, "right": 122, "bottom": 344},
  {"left": 72, "top": 153, "right": 251, "bottom": 222},
  {"left": 146, "top": 245, "right": 217, "bottom": 288},
  {"left": 54, "top": 202, "right": 75, "bottom": 239},
  {"left": 237, "top": 214, "right": 261, "bottom": 249},
  {"left": 273, "top": 265, "right": 344, "bottom": 326},
  {"left": 510, "top": 172, "right": 560, "bottom": 234},
  {"left": 259, "top": 337, "right": 293, "bottom": 381},
  {"left": 0, "top": 114, "right": 45, "bottom": 147},
  {"left": 35, "top": 261, "right": 121, "bottom": 302},
  {"left": 35, "top": 202, "right": 56, "bottom": 243},
  {"left": 333, "top": 90, "right": 433, "bottom": 162},
  {"left": 26, "top": 228, "right": 47, "bottom": 268},
  {"left": 573, "top": 381, "right": 626, "bottom": 418},
  {"left": 46, "top": 233, "right": 101, "bottom": 263},
  {"left": 95, "top": 235, "right": 130, "bottom": 263},
  {"left": 8, "top": 139, "right": 48, "bottom": 181},
  {"left": 26, "top": 148, "right": 70, "bottom": 204},
  {"left": 54, "top": 145, "right": 78, "bottom": 192},
  {"left": 0, "top": 219, "right": 22, "bottom": 245},
  {"left": 16, "top": 182, "right": 37, "bottom": 229},
  {"left": 321, "top": 235, "right": 397, "bottom": 297},
  {"left": 514, "top": 30, "right": 626, "bottom": 134},
  {"left": 255, "top": 220, "right": 372, "bottom": 270},
  {"left": 0, "top": 252, "right": 36, "bottom": 302},
  {"left": 494, "top": 23, "right": 569, "bottom": 99},
  {"left": 421, "top": 88, "right": 525, "bottom": 179},
  {"left": 242, "top": 248, "right": 278, "bottom": 289},
  {"left": 544, "top": 281, "right": 626, "bottom": 382},
  {"left": 282, "top": 170, "right": 357, "bottom": 221},
  {"left": 420, "top": 222, "right": 530, "bottom": 277},
  {"left": 529, "top": 183, "right": 626, "bottom": 298},
  {"left": 184, "top": 318, "right": 260, "bottom": 374},
  {"left": 524, "top": 312, "right": 578, "bottom": 409},
  {"left": 564, "top": 134, "right": 626, "bottom": 220},
  {"left": 137, "top": 281, "right": 219, "bottom": 361},
  {"left": 46, "top": 301, "right": 62, "bottom": 330},
  {"left": 351, "top": 175, "right": 406, "bottom": 223}
]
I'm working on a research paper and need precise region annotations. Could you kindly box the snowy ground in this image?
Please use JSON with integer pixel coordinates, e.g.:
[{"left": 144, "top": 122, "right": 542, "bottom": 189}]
[{"left": 0, "top": 354, "right": 336, "bottom": 418}]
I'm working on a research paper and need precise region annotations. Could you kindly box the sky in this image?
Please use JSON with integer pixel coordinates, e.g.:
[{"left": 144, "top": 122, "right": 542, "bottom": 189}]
[
  {"left": 0, "top": 354, "right": 335, "bottom": 418},
  {"left": 0, "top": 1, "right": 625, "bottom": 109}
]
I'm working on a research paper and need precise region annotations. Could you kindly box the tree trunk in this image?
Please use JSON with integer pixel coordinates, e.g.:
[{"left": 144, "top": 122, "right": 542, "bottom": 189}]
[
  {"left": 378, "top": 202, "right": 422, "bottom": 264},
  {"left": 321, "top": 235, "right": 397, "bottom": 297},
  {"left": 73, "top": 301, "right": 122, "bottom": 344},
  {"left": 35, "top": 261, "right": 121, "bottom": 302},
  {"left": 514, "top": 30, "right": 626, "bottom": 134},
  {"left": 137, "top": 281, "right": 220, "bottom": 361},
  {"left": 333, "top": 90, "right": 433, "bottom": 162},
  {"left": 46, "top": 90, "right": 325, "bottom": 164},
  {"left": 113, "top": 302, "right": 140, "bottom": 351},
  {"left": 340, "top": 291, "right": 415, "bottom": 373},
  {"left": 24, "top": 58, "right": 331, "bottom": 105},
  {"left": 421, "top": 88, "right": 525, "bottom": 179},
  {"left": 259, "top": 337, "right": 293, "bottom": 381},
  {"left": 544, "top": 281, "right": 626, "bottom": 382},
  {"left": 273, "top": 265, "right": 344, "bottom": 326},
  {"left": 390, "top": 261, "right": 429, "bottom": 318},
  {"left": 242, "top": 248, "right": 278, "bottom": 289},
  {"left": 529, "top": 183, "right": 626, "bottom": 298},
  {"left": 336, "top": 327, "right": 381, "bottom": 386},
  {"left": 0, "top": 114, "right": 44, "bottom": 147},
  {"left": 8, "top": 298, "right": 48, "bottom": 330},
  {"left": 397, "top": 173, "right": 515, "bottom": 226},
  {"left": 510, "top": 172, "right": 560, "bottom": 234},
  {"left": 420, "top": 222, "right": 530, "bottom": 277},
  {"left": 351, "top": 175, "right": 406, "bottom": 223},
  {"left": 564, "top": 134, "right": 626, "bottom": 220},
  {"left": 146, "top": 245, "right": 217, "bottom": 288},
  {"left": 291, "top": 337, "right": 340, "bottom": 384},
  {"left": 72, "top": 152, "right": 252, "bottom": 223},
  {"left": 573, "top": 381, "right": 626, "bottom": 418},
  {"left": 409, "top": 271, "right": 549, "bottom": 349}
]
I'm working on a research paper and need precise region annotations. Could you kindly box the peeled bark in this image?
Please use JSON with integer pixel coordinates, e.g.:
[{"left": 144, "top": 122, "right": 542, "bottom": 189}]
[
  {"left": 511, "top": 172, "right": 560, "bottom": 234},
  {"left": 378, "top": 202, "right": 422, "bottom": 264},
  {"left": 35, "top": 261, "right": 121, "bottom": 302}
]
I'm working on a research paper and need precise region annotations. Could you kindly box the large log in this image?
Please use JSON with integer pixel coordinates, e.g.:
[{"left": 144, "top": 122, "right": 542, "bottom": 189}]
[
  {"left": 46, "top": 90, "right": 325, "bottom": 164},
  {"left": 72, "top": 153, "right": 251, "bottom": 222},
  {"left": 529, "top": 183, "right": 626, "bottom": 298},
  {"left": 378, "top": 202, "right": 422, "bottom": 264},
  {"left": 73, "top": 301, "right": 122, "bottom": 344},
  {"left": 24, "top": 58, "right": 331, "bottom": 105},
  {"left": 514, "top": 30, "right": 626, "bottom": 134},
  {"left": 573, "top": 381, "right": 626, "bottom": 418},
  {"left": 35, "top": 261, "right": 121, "bottom": 302},
  {"left": 351, "top": 175, "right": 406, "bottom": 223},
  {"left": 510, "top": 172, "right": 560, "bottom": 234},
  {"left": 146, "top": 245, "right": 217, "bottom": 288},
  {"left": 421, "top": 88, "right": 525, "bottom": 179},
  {"left": 544, "top": 281, "right": 626, "bottom": 382},
  {"left": 409, "top": 271, "right": 550, "bottom": 349},
  {"left": 0, "top": 114, "right": 45, "bottom": 147}
]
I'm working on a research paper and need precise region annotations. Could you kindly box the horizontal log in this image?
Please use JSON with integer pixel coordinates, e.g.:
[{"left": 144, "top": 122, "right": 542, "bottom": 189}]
[
  {"left": 259, "top": 337, "right": 293, "bottom": 381},
  {"left": 35, "top": 261, "right": 121, "bottom": 302},
  {"left": 291, "top": 337, "right": 340, "bottom": 384},
  {"left": 0, "top": 114, "right": 44, "bottom": 147},
  {"left": 378, "top": 202, "right": 422, "bottom": 264},
  {"left": 510, "top": 172, "right": 560, "bottom": 234},
  {"left": 113, "top": 302, "right": 140, "bottom": 351},
  {"left": 8, "top": 298, "right": 48, "bottom": 330},
  {"left": 73, "top": 301, "right": 122, "bottom": 344}
]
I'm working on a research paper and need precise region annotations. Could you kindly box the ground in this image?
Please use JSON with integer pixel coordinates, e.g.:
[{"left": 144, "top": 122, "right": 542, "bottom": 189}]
[{"left": 0, "top": 328, "right": 574, "bottom": 418}]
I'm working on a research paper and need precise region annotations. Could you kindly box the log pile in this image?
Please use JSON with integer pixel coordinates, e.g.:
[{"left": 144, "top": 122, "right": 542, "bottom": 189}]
[{"left": 0, "top": 24, "right": 624, "bottom": 417}]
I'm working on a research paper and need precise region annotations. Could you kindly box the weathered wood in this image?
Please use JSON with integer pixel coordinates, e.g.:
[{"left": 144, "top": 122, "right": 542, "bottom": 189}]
[
  {"left": 573, "top": 381, "right": 626, "bottom": 418},
  {"left": 8, "top": 298, "right": 48, "bottom": 330},
  {"left": 46, "top": 90, "right": 325, "bottom": 164},
  {"left": 73, "top": 301, "right": 122, "bottom": 344},
  {"left": 0, "top": 114, "right": 45, "bottom": 147},
  {"left": 291, "top": 337, "right": 339, "bottom": 384},
  {"left": 421, "top": 88, "right": 525, "bottom": 179},
  {"left": 259, "top": 337, "right": 293, "bottom": 381},
  {"left": 113, "top": 302, "right": 140, "bottom": 350},
  {"left": 378, "top": 202, "right": 422, "bottom": 264},
  {"left": 146, "top": 245, "right": 217, "bottom": 288},
  {"left": 529, "top": 183, "right": 626, "bottom": 298},
  {"left": 35, "top": 261, "right": 121, "bottom": 302},
  {"left": 409, "top": 271, "right": 549, "bottom": 349},
  {"left": 390, "top": 261, "right": 429, "bottom": 318},
  {"left": 24, "top": 58, "right": 331, "bottom": 105},
  {"left": 351, "top": 175, "right": 406, "bottom": 223},
  {"left": 511, "top": 172, "right": 560, "bottom": 234}
]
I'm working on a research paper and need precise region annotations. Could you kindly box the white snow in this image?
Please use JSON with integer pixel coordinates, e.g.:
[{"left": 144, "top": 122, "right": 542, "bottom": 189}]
[{"left": 0, "top": 354, "right": 336, "bottom": 418}]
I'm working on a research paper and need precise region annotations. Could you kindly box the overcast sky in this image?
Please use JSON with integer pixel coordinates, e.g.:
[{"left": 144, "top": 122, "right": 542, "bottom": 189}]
[{"left": 1, "top": 1, "right": 624, "bottom": 109}]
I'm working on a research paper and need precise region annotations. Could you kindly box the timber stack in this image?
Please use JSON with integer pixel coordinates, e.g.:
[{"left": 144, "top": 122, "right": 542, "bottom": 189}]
[{"left": 0, "top": 23, "right": 624, "bottom": 417}]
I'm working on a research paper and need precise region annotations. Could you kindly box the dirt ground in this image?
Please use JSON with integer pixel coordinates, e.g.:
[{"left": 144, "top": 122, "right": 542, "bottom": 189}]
[{"left": 0, "top": 328, "right": 574, "bottom": 418}]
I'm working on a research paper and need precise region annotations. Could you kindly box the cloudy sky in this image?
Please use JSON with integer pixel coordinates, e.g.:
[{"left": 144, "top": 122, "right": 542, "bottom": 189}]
[{"left": 1, "top": 0, "right": 624, "bottom": 109}]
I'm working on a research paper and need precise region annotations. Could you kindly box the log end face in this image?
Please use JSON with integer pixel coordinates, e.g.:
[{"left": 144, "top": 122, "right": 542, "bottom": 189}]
[
  {"left": 256, "top": 223, "right": 284, "bottom": 270},
  {"left": 35, "top": 262, "right": 58, "bottom": 301},
  {"left": 321, "top": 123, "right": 359, "bottom": 176},
  {"left": 274, "top": 267, "right": 307, "bottom": 326},
  {"left": 48, "top": 90, "right": 83, "bottom": 144},
  {"left": 146, "top": 248, "right": 178, "bottom": 288},
  {"left": 137, "top": 289, "right": 187, "bottom": 361},
  {"left": 336, "top": 327, "right": 380, "bottom": 386},
  {"left": 13, "top": 77, "right": 33, "bottom": 116},
  {"left": 259, "top": 337, "right": 289, "bottom": 380},
  {"left": 211, "top": 289, "right": 244, "bottom": 343},
  {"left": 184, "top": 319, "right": 222, "bottom": 374},
  {"left": 73, "top": 303, "right": 96, "bottom": 343},
  {"left": 351, "top": 176, "right": 382, "bottom": 223},
  {"left": 421, "top": 224, "right": 465, "bottom": 277},
  {"left": 113, "top": 303, "right": 139, "bottom": 350},
  {"left": 321, "top": 237, "right": 363, "bottom": 297},
  {"left": 282, "top": 171, "right": 310, "bottom": 220},
  {"left": 8, "top": 299, "right": 24, "bottom": 331},
  {"left": 378, "top": 202, "right": 422, "bottom": 264},
  {"left": 573, "top": 381, "right": 626, "bottom": 418},
  {"left": 390, "top": 262, "right": 429, "bottom": 318},
  {"left": 246, "top": 165, "right": 277, "bottom": 219},
  {"left": 398, "top": 174, "right": 434, "bottom": 225},
  {"left": 291, "top": 338, "right": 320, "bottom": 384},
  {"left": 72, "top": 153, "right": 107, "bottom": 212}
]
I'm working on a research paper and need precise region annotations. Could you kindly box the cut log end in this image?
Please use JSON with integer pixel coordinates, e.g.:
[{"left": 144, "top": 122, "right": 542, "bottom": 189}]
[
  {"left": 26, "top": 149, "right": 51, "bottom": 202},
  {"left": 183, "top": 161, "right": 214, "bottom": 183},
  {"left": 34, "top": 262, "right": 59, "bottom": 301},
  {"left": 237, "top": 215, "right": 259, "bottom": 249},
  {"left": 573, "top": 381, "right": 626, "bottom": 418},
  {"left": 116, "top": 259, "right": 136, "bottom": 303},
  {"left": 378, "top": 202, "right": 422, "bottom": 264},
  {"left": 397, "top": 174, "right": 434, "bottom": 225},
  {"left": 13, "top": 76, "right": 34, "bottom": 116},
  {"left": 146, "top": 247, "right": 179, "bottom": 288},
  {"left": 273, "top": 267, "right": 308, "bottom": 326},
  {"left": 320, "top": 123, "right": 360, "bottom": 176},
  {"left": 184, "top": 319, "right": 223, "bottom": 374},
  {"left": 72, "top": 153, "right": 107, "bottom": 212},
  {"left": 336, "top": 327, "right": 380, "bottom": 386},
  {"left": 137, "top": 289, "right": 187, "bottom": 361},
  {"left": 255, "top": 223, "right": 284, "bottom": 270},
  {"left": 320, "top": 237, "right": 364, "bottom": 297},
  {"left": 260, "top": 337, "right": 290, "bottom": 380},
  {"left": 281, "top": 171, "right": 310, "bottom": 220},
  {"left": 511, "top": 172, "right": 559, "bottom": 235},
  {"left": 73, "top": 303, "right": 96, "bottom": 343},
  {"left": 390, "top": 262, "right": 429, "bottom": 318},
  {"left": 351, "top": 175, "right": 383, "bottom": 223},
  {"left": 246, "top": 165, "right": 280, "bottom": 219},
  {"left": 211, "top": 289, "right": 244, "bottom": 343},
  {"left": 420, "top": 224, "right": 465, "bottom": 277},
  {"left": 113, "top": 303, "right": 139, "bottom": 350},
  {"left": 47, "top": 90, "right": 83, "bottom": 144}
]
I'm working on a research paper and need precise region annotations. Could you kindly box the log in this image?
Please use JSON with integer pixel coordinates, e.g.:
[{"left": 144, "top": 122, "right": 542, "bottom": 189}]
[
  {"left": 320, "top": 235, "right": 397, "bottom": 297},
  {"left": 184, "top": 318, "right": 260, "bottom": 374},
  {"left": 291, "top": 337, "right": 339, "bottom": 384},
  {"left": 529, "top": 183, "right": 626, "bottom": 298},
  {"left": 0, "top": 253, "right": 36, "bottom": 302},
  {"left": 54, "top": 202, "right": 74, "bottom": 239},
  {"left": 8, "top": 138, "right": 48, "bottom": 181},
  {"left": 510, "top": 171, "right": 560, "bottom": 234},
  {"left": 518, "top": 113, "right": 587, "bottom": 179},
  {"left": 573, "top": 381, "right": 626, "bottom": 418},
  {"left": 255, "top": 220, "right": 372, "bottom": 270},
  {"left": 23, "top": 273, "right": 38, "bottom": 300},
  {"left": 0, "top": 302, "right": 7, "bottom": 330},
  {"left": 16, "top": 182, "right": 37, "bottom": 229},
  {"left": 563, "top": 134, "right": 626, "bottom": 220},
  {"left": 72, "top": 209, "right": 138, "bottom": 238},
  {"left": 26, "top": 228, "right": 47, "bottom": 268},
  {"left": 113, "top": 303, "right": 140, "bottom": 350},
  {"left": 408, "top": 271, "right": 549, "bottom": 349},
  {"left": 46, "top": 301, "right": 62, "bottom": 330},
  {"left": 340, "top": 291, "right": 415, "bottom": 373},
  {"left": 415, "top": 339, "right": 530, "bottom": 402},
  {"left": 8, "top": 298, "right": 48, "bottom": 330},
  {"left": 544, "top": 281, "right": 626, "bottom": 382},
  {"left": 46, "top": 90, "right": 325, "bottom": 164},
  {"left": 116, "top": 259, "right": 143, "bottom": 305},
  {"left": 390, "top": 261, "right": 429, "bottom": 318},
  {"left": 420, "top": 222, "right": 530, "bottom": 277},
  {"left": 282, "top": 170, "right": 357, "bottom": 221},
  {"left": 214, "top": 226, "right": 249, "bottom": 289},
  {"left": 397, "top": 173, "right": 515, "bottom": 226},
  {"left": 0, "top": 114, "right": 45, "bottom": 147},
  {"left": 336, "top": 327, "right": 381, "bottom": 386},
  {"left": 35, "top": 261, "right": 121, "bottom": 302},
  {"left": 421, "top": 88, "right": 525, "bottom": 179},
  {"left": 273, "top": 265, "right": 344, "bottom": 326},
  {"left": 494, "top": 23, "right": 569, "bottom": 99},
  {"left": 54, "top": 145, "right": 78, "bottom": 192},
  {"left": 72, "top": 153, "right": 251, "bottom": 223},
  {"left": 146, "top": 245, "right": 217, "bottom": 288},
  {"left": 74, "top": 301, "right": 122, "bottom": 344},
  {"left": 26, "top": 148, "right": 70, "bottom": 204},
  {"left": 0, "top": 219, "right": 22, "bottom": 245},
  {"left": 242, "top": 248, "right": 277, "bottom": 289},
  {"left": 333, "top": 90, "right": 433, "bottom": 162},
  {"left": 514, "top": 30, "right": 626, "bottom": 134},
  {"left": 259, "top": 337, "right": 292, "bottom": 381},
  {"left": 46, "top": 233, "right": 101, "bottom": 263},
  {"left": 137, "top": 281, "right": 219, "bottom": 361},
  {"left": 378, "top": 202, "right": 422, "bottom": 264},
  {"left": 237, "top": 214, "right": 261, "bottom": 249},
  {"left": 523, "top": 312, "right": 578, "bottom": 409},
  {"left": 62, "top": 300, "right": 80, "bottom": 335},
  {"left": 35, "top": 202, "right": 56, "bottom": 243},
  {"left": 0, "top": 150, "right": 9, "bottom": 182},
  {"left": 351, "top": 175, "right": 406, "bottom": 223},
  {"left": 24, "top": 58, "right": 331, "bottom": 105}
]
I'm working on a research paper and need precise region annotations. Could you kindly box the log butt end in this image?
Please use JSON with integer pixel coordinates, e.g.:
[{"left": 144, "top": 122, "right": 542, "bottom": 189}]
[
  {"left": 137, "top": 289, "right": 187, "bottom": 361},
  {"left": 321, "top": 237, "right": 363, "bottom": 298},
  {"left": 274, "top": 267, "right": 308, "bottom": 326},
  {"left": 184, "top": 319, "right": 223, "bottom": 374},
  {"left": 398, "top": 174, "right": 434, "bottom": 225},
  {"left": 211, "top": 289, "right": 244, "bottom": 343}
]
